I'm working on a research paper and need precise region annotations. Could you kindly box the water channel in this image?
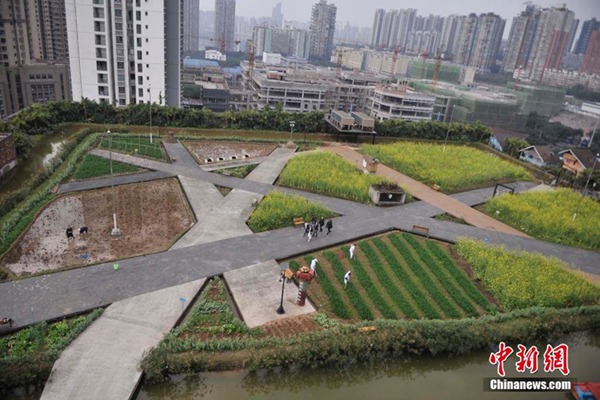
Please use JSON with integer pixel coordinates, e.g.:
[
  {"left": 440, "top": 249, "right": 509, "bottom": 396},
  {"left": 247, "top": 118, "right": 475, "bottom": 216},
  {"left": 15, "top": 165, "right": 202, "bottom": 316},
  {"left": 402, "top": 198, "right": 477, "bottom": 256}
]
[
  {"left": 137, "top": 331, "right": 599, "bottom": 400},
  {"left": 0, "top": 131, "right": 72, "bottom": 200}
]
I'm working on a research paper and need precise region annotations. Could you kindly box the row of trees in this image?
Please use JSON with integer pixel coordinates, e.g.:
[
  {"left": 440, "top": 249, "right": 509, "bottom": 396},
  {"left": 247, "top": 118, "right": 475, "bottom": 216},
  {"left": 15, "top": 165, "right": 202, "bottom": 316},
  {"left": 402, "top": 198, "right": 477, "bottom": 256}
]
[{"left": 1, "top": 100, "right": 492, "bottom": 158}]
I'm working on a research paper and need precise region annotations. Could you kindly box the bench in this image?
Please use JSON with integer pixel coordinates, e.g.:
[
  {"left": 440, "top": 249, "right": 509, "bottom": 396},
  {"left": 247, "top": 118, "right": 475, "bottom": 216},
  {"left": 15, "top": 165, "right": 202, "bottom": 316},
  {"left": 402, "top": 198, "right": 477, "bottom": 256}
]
[
  {"left": 358, "top": 326, "right": 376, "bottom": 333},
  {"left": 293, "top": 217, "right": 305, "bottom": 227},
  {"left": 412, "top": 225, "right": 430, "bottom": 238},
  {"left": 431, "top": 184, "right": 441, "bottom": 191}
]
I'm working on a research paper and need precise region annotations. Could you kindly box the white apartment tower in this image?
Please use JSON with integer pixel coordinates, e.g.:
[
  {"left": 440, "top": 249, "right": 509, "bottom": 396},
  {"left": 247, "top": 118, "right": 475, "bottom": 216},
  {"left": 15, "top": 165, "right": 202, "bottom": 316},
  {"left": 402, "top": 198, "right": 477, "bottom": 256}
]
[{"left": 66, "top": 0, "right": 182, "bottom": 106}]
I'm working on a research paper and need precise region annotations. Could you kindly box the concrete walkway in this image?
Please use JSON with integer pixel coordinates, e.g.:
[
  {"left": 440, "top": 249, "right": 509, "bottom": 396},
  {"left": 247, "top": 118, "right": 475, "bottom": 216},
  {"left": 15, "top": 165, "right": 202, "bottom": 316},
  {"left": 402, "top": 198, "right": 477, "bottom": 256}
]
[
  {"left": 326, "top": 145, "right": 530, "bottom": 237},
  {"left": 40, "top": 278, "right": 205, "bottom": 400},
  {"left": 57, "top": 171, "right": 175, "bottom": 194},
  {"left": 224, "top": 260, "right": 315, "bottom": 328}
]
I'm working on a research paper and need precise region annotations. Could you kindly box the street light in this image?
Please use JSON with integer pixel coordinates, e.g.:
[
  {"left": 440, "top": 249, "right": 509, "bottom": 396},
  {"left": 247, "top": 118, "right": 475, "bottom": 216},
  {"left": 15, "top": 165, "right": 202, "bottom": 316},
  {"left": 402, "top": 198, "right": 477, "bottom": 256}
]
[
  {"left": 108, "top": 130, "right": 122, "bottom": 236},
  {"left": 573, "top": 153, "right": 599, "bottom": 221},
  {"left": 277, "top": 262, "right": 290, "bottom": 314},
  {"left": 289, "top": 120, "right": 295, "bottom": 142},
  {"left": 443, "top": 105, "right": 457, "bottom": 153}
]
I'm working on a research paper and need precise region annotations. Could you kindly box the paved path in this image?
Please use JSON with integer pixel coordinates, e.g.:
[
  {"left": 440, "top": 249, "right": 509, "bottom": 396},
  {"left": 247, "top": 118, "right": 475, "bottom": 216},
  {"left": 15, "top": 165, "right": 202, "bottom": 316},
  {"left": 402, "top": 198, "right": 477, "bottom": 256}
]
[
  {"left": 57, "top": 171, "right": 175, "bottom": 194},
  {"left": 224, "top": 260, "right": 315, "bottom": 328},
  {"left": 40, "top": 279, "right": 205, "bottom": 400},
  {"left": 326, "top": 145, "right": 530, "bottom": 237}
]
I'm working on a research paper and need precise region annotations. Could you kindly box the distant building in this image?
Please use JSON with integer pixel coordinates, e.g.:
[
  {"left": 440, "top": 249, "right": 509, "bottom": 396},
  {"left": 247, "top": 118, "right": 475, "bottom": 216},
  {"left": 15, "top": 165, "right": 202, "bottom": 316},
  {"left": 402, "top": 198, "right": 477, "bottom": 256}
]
[
  {"left": 559, "top": 148, "right": 600, "bottom": 177},
  {"left": 366, "top": 86, "right": 435, "bottom": 122},
  {"left": 214, "top": 0, "right": 236, "bottom": 52},
  {"left": 262, "top": 52, "right": 282, "bottom": 65},
  {"left": 574, "top": 18, "right": 600, "bottom": 55},
  {"left": 184, "top": 0, "right": 200, "bottom": 52},
  {"left": 253, "top": 26, "right": 311, "bottom": 59},
  {"left": 581, "top": 31, "right": 600, "bottom": 76},
  {"left": 309, "top": 0, "right": 337, "bottom": 59},
  {"left": 503, "top": 4, "right": 541, "bottom": 73},
  {"left": 66, "top": 0, "right": 182, "bottom": 107},
  {"left": 205, "top": 50, "right": 227, "bottom": 61},
  {"left": 0, "top": 0, "right": 71, "bottom": 117},
  {"left": 454, "top": 13, "right": 505, "bottom": 72},
  {"left": 519, "top": 145, "right": 560, "bottom": 167},
  {"left": 271, "top": 3, "right": 283, "bottom": 29},
  {"left": 0, "top": 134, "right": 17, "bottom": 178}
]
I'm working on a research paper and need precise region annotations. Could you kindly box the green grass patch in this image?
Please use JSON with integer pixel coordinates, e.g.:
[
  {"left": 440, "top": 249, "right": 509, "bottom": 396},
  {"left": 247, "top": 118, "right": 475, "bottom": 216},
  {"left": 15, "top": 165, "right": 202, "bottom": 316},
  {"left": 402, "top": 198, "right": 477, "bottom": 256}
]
[
  {"left": 483, "top": 188, "right": 600, "bottom": 250},
  {"left": 247, "top": 191, "right": 334, "bottom": 232},
  {"left": 72, "top": 154, "right": 141, "bottom": 180},
  {"left": 213, "top": 164, "right": 257, "bottom": 178},
  {"left": 278, "top": 152, "right": 392, "bottom": 203},
  {"left": 99, "top": 134, "right": 165, "bottom": 160},
  {"left": 361, "top": 142, "right": 531, "bottom": 192},
  {"left": 456, "top": 239, "right": 600, "bottom": 310}
]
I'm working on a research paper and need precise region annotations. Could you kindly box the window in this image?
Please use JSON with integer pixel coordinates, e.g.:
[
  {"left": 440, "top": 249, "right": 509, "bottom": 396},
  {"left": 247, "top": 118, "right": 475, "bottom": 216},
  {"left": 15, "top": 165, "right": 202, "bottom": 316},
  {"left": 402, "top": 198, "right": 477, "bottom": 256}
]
[
  {"left": 137, "top": 64, "right": 143, "bottom": 73},
  {"left": 136, "top": 24, "right": 141, "bottom": 34},
  {"left": 115, "top": 9, "right": 122, "bottom": 17},
  {"left": 96, "top": 48, "right": 106, "bottom": 58},
  {"left": 93, "top": 7, "right": 104, "bottom": 18},
  {"left": 93, "top": 0, "right": 104, "bottom": 4},
  {"left": 95, "top": 35, "right": 106, "bottom": 45},
  {"left": 94, "top": 21, "right": 105, "bottom": 32},
  {"left": 138, "top": 76, "right": 143, "bottom": 84},
  {"left": 138, "top": 88, "right": 144, "bottom": 97},
  {"left": 137, "top": 50, "right": 142, "bottom": 60},
  {"left": 98, "top": 86, "right": 108, "bottom": 96},
  {"left": 145, "top": 51, "right": 149, "bottom": 55},
  {"left": 136, "top": 11, "right": 141, "bottom": 20},
  {"left": 136, "top": 38, "right": 142, "bottom": 47},
  {"left": 96, "top": 61, "right": 107, "bottom": 71},
  {"left": 116, "top": 36, "right": 123, "bottom": 44},
  {"left": 115, "top": 22, "right": 123, "bottom": 31},
  {"left": 116, "top": 48, "right": 124, "bottom": 56},
  {"left": 117, "top": 62, "right": 124, "bottom": 69},
  {"left": 97, "top": 74, "right": 108, "bottom": 83}
]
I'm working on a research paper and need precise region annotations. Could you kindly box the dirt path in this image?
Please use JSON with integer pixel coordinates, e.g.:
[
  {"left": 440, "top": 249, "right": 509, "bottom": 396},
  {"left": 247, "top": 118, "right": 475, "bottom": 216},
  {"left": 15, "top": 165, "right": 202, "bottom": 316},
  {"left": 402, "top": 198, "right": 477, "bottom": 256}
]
[{"left": 325, "top": 145, "right": 530, "bottom": 238}]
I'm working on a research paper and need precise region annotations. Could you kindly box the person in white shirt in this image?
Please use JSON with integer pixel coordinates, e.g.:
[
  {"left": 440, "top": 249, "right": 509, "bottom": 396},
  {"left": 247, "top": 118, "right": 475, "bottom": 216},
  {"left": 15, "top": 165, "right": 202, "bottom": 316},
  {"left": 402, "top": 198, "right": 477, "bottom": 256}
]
[
  {"left": 349, "top": 243, "right": 356, "bottom": 259},
  {"left": 310, "top": 258, "right": 318, "bottom": 276},
  {"left": 344, "top": 270, "right": 352, "bottom": 289}
]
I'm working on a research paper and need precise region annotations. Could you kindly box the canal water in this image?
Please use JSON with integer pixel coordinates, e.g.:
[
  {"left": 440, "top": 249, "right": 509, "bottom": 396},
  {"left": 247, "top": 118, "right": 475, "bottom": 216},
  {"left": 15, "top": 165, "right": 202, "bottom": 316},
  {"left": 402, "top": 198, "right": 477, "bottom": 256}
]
[
  {"left": 0, "top": 131, "right": 72, "bottom": 199},
  {"left": 137, "top": 331, "right": 599, "bottom": 400}
]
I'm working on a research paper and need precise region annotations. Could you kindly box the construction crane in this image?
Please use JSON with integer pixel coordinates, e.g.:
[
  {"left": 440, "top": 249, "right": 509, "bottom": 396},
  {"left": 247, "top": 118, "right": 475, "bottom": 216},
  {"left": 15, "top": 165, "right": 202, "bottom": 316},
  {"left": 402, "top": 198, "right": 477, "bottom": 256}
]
[
  {"left": 431, "top": 52, "right": 442, "bottom": 90},
  {"left": 390, "top": 46, "right": 399, "bottom": 81},
  {"left": 247, "top": 36, "right": 255, "bottom": 90}
]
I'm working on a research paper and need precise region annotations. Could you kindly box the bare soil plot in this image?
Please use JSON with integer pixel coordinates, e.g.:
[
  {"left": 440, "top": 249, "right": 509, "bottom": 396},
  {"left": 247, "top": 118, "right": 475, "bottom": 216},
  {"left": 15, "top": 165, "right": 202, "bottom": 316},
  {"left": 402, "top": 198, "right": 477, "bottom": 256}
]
[
  {"left": 182, "top": 140, "right": 277, "bottom": 165},
  {"left": 1, "top": 178, "right": 193, "bottom": 276}
]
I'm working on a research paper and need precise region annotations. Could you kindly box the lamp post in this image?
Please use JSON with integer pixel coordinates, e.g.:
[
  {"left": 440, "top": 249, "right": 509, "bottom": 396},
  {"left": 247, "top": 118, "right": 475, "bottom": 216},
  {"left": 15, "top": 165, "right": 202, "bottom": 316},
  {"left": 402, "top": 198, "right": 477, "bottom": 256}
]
[
  {"left": 277, "top": 262, "right": 290, "bottom": 314},
  {"left": 573, "top": 153, "right": 599, "bottom": 221},
  {"left": 289, "top": 120, "right": 295, "bottom": 142},
  {"left": 443, "top": 105, "right": 456, "bottom": 153},
  {"left": 108, "top": 130, "right": 121, "bottom": 236},
  {"left": 149, "top": 84, "right": 153, "bottom": 144}
]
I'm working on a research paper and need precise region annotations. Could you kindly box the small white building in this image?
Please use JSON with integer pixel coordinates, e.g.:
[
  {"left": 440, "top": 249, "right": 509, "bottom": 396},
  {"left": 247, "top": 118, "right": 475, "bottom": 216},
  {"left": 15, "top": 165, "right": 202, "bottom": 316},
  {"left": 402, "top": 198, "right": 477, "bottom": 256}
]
[
  {"left": 262, "top": 52, "right": 282, "bottom": 65},
  {"left": 519, "top": 145, "right": 560, "bottom": 167},
  {"left": 367, "top": 87, "right": 435, "bottom": 121},
  {"left": 205, "top": 50, "right": 226, "bottom": 61}
]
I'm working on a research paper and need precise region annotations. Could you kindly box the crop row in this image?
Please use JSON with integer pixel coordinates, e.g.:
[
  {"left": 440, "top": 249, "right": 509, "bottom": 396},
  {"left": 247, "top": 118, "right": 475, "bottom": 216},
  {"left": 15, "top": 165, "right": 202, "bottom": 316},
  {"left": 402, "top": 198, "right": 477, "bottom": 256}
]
[
  {"left": 321, "top": 253, "right": 374, "bottom": 320},
  {"left": 424, "top": 240, "right": 491, "bottom": 309},
  {"left": 342, "top": 246, "right": 397, "bottom": 319},
  {"left": 400, "top": 234, "right": 478, "bottom": 317},
  {"left": 388, "top": 235, "right": 461, "bottom": 318},
  {"left": 372, "top": 238, "right": 441, "bottom": 319},
  {"left": 290, "top": 259, "right": 351, "bottom": 320},
  {"left": 358, "top": 241, "right": 419, "bottom": 319},
  {"left": 99, "top": 134, "right": 164, "bottom": 160}
]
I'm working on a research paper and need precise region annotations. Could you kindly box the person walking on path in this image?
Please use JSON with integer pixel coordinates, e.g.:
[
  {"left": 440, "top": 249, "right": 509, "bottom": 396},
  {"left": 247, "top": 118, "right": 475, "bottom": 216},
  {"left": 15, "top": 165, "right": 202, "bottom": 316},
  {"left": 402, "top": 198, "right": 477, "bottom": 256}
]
[
  {"left": 312, "top": 221, "right": 319, "bottom": 238},
  {"left": 326, "top": 219, "right": 333, "bottom": 235},
  {"left": 344, "top": 270, "right": 352, "bottom": 289},
  {"left": 349, "top": 243, "right": 356, "bottom": 259},
  {"left": 303, "top": 222, "right": 310, "bottom": 237},
  {"left": 319, "top": 217, "right": 325, "bottom": 232},
  {"left": 310, "top": 258, "right": 318, "bottom": 276},
  {"left": 307, "top": 227, "right": 313, "bottom": 242}
]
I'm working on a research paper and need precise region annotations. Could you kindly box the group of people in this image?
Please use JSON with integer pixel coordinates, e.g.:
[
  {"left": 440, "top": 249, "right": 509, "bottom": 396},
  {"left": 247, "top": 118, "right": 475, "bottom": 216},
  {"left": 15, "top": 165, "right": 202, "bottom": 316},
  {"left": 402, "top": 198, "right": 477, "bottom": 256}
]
[
  {"left": 303, "top": 216, "right": 333, "bottom": 242},
  {"left": 307, "top": 242, "right": 356, "bottom": 290}
]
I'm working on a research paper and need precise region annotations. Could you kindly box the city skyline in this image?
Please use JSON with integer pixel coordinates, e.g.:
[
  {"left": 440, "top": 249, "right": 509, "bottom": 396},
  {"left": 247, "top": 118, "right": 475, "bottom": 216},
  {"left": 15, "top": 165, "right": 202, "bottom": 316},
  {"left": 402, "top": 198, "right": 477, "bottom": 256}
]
[{"left": 201, "top": 0, "right": 599, "bottom": 37}]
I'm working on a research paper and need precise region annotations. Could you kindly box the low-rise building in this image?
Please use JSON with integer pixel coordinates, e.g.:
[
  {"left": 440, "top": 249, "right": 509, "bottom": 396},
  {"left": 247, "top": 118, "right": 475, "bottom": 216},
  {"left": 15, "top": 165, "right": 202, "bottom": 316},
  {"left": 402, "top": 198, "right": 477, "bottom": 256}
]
[
  {"left": 558, "top": 148, "right": 600, "bottom": 176},
  {"left": 366, "top": 86, "right": 435, "bottom": 121},
  {"left": 519, "top": 145, "right": 560, "bottom": 167}
]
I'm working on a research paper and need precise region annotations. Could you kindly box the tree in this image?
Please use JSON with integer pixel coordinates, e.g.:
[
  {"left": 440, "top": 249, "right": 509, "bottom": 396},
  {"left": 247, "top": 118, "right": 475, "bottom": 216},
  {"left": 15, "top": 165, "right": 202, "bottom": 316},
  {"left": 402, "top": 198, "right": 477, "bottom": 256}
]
[{"left": 504, "top": 138, "right": 529, "bottom": 158}]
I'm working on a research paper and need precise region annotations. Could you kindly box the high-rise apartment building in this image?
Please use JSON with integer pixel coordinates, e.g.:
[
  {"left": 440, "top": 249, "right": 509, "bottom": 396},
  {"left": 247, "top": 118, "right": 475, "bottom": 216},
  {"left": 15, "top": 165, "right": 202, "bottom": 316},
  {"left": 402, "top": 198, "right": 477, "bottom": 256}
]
[
  {"left": 271, "top": 3, "right": 283, "bottom": 29},
  {"left": 502, "top": 4, "right": 541, "bottom": 72},
  {"left": 574, "top": 18, "right": 600, "bottom": 55},
  {"left": 253, "top": 26, "right": 311, "bottom": 59},
  {"left": 65, "top": 0, "right": 182, "bottom": 106},
  {"left": 214, "top": 0, "right": 236, "bottom": 52},
  {"left": 527, "top": 5, "right": 576, "bottom": 82},
  {"left": 370, "top": 8, "right": 418, "bottom": 50},
  {"left": 454, "top": 13, "right": 505, "bottom": 72},
  {"left": 0, "top": 0, "right": 71, "bottom": 118},
  {"left": 184, "top": 0, "right": 200, "bottom": 52},
  {"left": 309, "top": 0, "right": 336, "bottom": 59},
  {"left": 371, "top": 9, "right": 385, "bottom": 47},
  {"left": 581, "top": 30, "right": 600, "bottom": 75}
]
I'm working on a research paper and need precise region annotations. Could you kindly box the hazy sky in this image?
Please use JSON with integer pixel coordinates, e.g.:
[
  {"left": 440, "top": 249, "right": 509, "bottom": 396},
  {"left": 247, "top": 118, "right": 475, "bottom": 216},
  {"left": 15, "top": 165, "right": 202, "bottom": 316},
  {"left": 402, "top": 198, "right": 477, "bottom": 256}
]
[{"left": 202, "top": 0, "right": 599, "bottom": 28}]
